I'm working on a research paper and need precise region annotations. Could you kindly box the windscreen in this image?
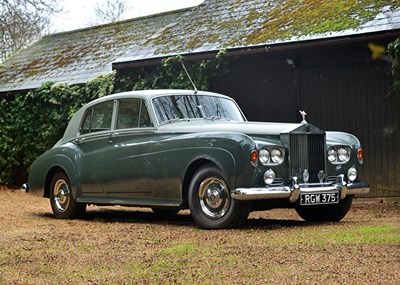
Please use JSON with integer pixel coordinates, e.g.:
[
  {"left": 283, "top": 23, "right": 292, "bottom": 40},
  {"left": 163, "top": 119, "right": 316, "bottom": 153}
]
[{"left": 152, "top": 95, "right": 245, "bottom": 124}]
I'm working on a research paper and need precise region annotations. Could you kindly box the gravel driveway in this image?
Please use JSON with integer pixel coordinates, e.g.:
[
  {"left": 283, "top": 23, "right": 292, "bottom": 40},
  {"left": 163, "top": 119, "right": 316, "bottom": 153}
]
[{"left": 0, "top": 188, "right": 399, "bottom": 284}]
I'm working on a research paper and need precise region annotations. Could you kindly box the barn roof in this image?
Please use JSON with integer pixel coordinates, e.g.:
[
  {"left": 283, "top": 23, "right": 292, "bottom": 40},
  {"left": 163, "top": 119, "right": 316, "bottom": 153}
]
[{"left": 1, "top": 0, "right": 400, "bottom": 93}]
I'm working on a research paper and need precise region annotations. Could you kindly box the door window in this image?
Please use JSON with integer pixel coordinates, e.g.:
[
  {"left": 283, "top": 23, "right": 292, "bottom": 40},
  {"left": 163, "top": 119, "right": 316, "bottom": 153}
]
[
  {"left": 117, "top": 99, "right": 152, "bottom": 129},
  {"left": 80, "top": 101, "right": 114, "bottom": 134}
]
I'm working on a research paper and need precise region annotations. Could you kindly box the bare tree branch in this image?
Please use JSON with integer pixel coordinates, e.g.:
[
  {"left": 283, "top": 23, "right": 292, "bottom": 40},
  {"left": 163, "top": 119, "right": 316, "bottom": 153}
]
[
  {"left": 91, "top": 0, "right": 129, "bottom": 25},
  {"left": 0, "top": 0, "right": 60, "bottom": 62}
]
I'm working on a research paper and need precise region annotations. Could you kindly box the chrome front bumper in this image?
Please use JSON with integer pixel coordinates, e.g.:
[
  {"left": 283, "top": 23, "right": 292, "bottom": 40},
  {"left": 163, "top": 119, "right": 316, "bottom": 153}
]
[{"left": 231, "top": 176, "right": 370, "bottom": 202}]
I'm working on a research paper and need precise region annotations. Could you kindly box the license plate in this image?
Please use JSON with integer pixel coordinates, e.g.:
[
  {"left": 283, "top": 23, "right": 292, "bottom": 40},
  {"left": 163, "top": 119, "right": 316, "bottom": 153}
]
[{"left": 300, "top": 192, "right": 339, "bottom": 205}]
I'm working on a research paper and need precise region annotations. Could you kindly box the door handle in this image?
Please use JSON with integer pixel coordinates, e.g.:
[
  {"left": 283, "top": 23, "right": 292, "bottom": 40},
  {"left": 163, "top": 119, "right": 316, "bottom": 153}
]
[
  {"left": 109, "top": 132, "right": 119, "bottom": 143},
  {"left": 74, "top": 137, "right": 85, "bottom": 144}
]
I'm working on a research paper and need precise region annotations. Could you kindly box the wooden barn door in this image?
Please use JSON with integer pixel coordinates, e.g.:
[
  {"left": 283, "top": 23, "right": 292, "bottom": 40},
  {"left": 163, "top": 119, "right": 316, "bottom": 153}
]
[{"left": 299, "top": 61, "right": 400, "bottom": 197}]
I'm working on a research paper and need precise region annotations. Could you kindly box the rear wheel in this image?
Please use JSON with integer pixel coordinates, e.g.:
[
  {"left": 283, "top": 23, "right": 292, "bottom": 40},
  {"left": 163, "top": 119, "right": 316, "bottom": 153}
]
[
  {"left": 49, "top": 172, "right": 86, "bottom": 219},
  {"left": 295, "top": 196, "right": 353, "bottom": 222},
  {"left": 188, "top": 164, "right": 249, "bottom": 229}
]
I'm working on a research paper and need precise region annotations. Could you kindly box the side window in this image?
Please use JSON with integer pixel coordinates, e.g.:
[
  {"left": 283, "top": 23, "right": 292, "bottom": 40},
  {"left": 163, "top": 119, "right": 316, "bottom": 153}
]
[
  {"left": 79, "top": 101, "right": 113, "bottom": 134},
  {"left": 117, "top": 99, "right": 152, "bottom": 129}
]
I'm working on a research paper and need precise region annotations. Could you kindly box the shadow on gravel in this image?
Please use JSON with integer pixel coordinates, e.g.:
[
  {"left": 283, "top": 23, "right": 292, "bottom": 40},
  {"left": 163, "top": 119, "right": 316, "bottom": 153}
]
[{"left": 36, "top": 209, "right": 316, "bottom": 230}]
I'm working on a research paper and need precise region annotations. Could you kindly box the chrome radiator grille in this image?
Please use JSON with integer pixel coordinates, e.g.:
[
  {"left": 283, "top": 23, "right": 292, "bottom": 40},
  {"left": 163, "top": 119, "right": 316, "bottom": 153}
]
[{"left": 289, "top": 133, "right": 325, "bottom": 183}]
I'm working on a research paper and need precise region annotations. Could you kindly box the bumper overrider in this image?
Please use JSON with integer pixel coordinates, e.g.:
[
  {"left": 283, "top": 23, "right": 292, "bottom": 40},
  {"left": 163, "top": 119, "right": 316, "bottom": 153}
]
[{"left": 231, "top": 175, "right": 370, "bottom": 202}]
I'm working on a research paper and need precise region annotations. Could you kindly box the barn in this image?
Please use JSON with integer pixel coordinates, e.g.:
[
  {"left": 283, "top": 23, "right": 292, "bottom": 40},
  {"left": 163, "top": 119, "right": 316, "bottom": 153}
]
[{"left": 1, "top": 0, "right": 399, "bottom": 197}]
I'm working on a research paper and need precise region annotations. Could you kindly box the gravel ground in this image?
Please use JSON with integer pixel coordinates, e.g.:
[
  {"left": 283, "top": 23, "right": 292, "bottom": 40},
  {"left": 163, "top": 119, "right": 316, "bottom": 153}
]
[{"left": 0, "top": 188, "right": 399, "bottom": 285}]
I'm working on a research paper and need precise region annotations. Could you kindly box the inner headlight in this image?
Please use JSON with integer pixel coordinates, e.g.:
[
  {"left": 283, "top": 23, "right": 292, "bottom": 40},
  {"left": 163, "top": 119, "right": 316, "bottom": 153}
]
[
  {"left": 327, "top": 148, "right": 337, "bottom": 162},
  {"left": 271, "top": 148, "right": 284, "bottom": 164}
]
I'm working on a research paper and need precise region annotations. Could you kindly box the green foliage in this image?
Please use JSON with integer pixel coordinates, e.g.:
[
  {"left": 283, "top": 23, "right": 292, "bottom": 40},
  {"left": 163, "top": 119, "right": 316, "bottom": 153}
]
[
  {"left": 0, "top": 72, "right": 116, "bottom": 185},
  {"left": 0, "top": 52, "right": 229, "bottom": 185},
  {"left": 388, "top": 37, "right": 400, "bottom": 92},
  {"left": 116, "top": 49, "right": 229, "bottom": 92}
]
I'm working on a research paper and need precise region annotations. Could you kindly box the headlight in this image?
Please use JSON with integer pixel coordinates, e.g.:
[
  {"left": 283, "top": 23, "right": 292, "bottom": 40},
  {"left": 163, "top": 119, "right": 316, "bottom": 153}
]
[
  {"left": 327, "top": 146, "right": 351, "bottom": 164},
  {"left": 259, "top": 147, "right": 285, "bottom": 165},
  {"left": 259, "top": 148, "right": 270, "bottom": 164},
  {"left": 327, "top": 148, "right": 337, "bottom": 162},
  {"left": 271, "top": 148, "right": 284, "bottom": 164},
  {"left": 337, "top": 147, "right": 350, "bottom": 162}
]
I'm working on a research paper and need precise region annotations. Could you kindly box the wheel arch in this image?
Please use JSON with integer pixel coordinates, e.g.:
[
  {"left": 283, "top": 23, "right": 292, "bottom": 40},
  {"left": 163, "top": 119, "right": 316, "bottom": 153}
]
[
  {"left": 44, "top": 156, "right": 78, "bottom": 199},
  {"left": 182, "top": 159, "right": 215, "bottom": 208}
]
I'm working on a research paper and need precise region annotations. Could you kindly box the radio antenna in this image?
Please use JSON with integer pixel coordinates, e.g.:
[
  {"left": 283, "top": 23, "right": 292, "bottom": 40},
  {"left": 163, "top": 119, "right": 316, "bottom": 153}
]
[{"left": 181, "top": 62, "right": 198, "bottom": 94}]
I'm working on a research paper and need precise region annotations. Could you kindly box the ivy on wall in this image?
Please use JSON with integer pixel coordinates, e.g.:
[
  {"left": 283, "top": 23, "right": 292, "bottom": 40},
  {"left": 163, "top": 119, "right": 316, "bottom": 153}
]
[
  {"left": 388, "top": 37, "right": 400, "bottom": 92},
  {"left": 0, "top": 52, "right": 228, "bottom": 186}
]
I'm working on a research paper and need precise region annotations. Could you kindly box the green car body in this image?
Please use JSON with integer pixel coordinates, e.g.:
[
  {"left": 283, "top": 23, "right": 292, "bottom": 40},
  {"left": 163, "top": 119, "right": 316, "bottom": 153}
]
[{"left": 24, "top": 90, "right": 369, "bottom": 229}]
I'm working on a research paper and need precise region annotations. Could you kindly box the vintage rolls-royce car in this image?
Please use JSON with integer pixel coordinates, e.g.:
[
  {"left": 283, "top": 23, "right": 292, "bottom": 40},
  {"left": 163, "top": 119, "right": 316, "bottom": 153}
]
[{"left": 23, "top": 90, "right": 370, "bottom": 229}]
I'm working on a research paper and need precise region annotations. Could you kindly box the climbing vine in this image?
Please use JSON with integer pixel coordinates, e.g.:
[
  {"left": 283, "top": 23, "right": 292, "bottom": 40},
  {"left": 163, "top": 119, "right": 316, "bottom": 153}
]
[
  {"left": 388, "top": 37, "right": 400, "bottom": 92},
  {"left": 0, "top": 51, "right": 229, "bottom": 185}
]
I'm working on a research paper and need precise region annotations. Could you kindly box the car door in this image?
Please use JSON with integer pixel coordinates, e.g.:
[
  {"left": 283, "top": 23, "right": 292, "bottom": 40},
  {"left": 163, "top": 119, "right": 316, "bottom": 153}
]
[
  {"left": 76, "top": 100, "right": 115, "bottom": 194},
  {"left": 102, "top": 98, "right": 157, "bottom": 199}
]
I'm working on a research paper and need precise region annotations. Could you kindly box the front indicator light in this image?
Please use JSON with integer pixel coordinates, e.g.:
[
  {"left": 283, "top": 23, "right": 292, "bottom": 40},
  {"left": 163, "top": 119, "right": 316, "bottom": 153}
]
[
  {"left": 357, "top": 148, "right": 364, "bottom": 164},
  {"left": 250, "top": 150, "right": 258, "bottom": 167}
]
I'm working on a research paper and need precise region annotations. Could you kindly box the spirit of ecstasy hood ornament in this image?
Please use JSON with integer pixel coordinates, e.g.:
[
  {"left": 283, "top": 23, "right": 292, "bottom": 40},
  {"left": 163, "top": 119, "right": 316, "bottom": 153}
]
[{"left": 299, "top": 110, "right": 307, "bottom": 124}]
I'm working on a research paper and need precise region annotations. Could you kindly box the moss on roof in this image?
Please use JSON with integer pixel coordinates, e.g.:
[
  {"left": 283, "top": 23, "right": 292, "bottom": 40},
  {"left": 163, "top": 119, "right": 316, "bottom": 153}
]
[
  {"left": 246, "top": 0, "right": 399, "bottom": 43},
  {"left": 1, "top": 0, "right": 399, "bottom": 93}
]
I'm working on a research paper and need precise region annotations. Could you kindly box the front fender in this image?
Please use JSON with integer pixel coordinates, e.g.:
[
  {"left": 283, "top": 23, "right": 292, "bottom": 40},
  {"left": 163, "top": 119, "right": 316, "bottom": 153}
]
[{"left": 177, "top": 132, "right": 257, "bottom": 189}]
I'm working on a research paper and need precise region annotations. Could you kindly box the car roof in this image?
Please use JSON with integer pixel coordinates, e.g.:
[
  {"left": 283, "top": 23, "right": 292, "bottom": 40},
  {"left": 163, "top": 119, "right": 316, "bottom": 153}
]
[
  {"left": 84, "top": 89, "right": 232, "bottom": 107},
  {"left": 57, "top": 90, "right": 236, "bottom": 145}
]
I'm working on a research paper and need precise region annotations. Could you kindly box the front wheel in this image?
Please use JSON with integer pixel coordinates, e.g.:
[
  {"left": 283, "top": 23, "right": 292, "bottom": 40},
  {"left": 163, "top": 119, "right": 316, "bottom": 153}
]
[
  {"left": 295, "top": 196, "right": 353, "bottom": 222},
  {"left": 188, "top": 164, "right": 249, "bottom": 229},
  {"left": 49, "top": 172, "right": 86, "bottom": 219}
]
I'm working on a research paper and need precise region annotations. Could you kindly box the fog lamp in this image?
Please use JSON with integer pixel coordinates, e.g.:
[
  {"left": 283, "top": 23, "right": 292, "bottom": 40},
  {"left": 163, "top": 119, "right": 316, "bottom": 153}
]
[
  {"left": 264, "top": 169, "right": 276, "bottom": 185},
  {"left": 347, "top": 167, "right": 357, "bottom": 182}
]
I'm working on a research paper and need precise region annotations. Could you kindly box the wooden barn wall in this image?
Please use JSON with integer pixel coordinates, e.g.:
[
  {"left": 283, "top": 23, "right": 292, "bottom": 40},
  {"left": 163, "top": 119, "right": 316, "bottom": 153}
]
[{"left": 211, "top": 42, "right": 400, "bottom": 198}]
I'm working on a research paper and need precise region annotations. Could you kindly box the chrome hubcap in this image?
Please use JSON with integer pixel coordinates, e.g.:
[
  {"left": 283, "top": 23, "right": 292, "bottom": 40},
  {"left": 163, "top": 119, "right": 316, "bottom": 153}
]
[
  {"left": 199, "top": 178, "right": 230, "bottom": 219},
  {"left": 53, "top": 179, "right": 70, "bottom": 212}
]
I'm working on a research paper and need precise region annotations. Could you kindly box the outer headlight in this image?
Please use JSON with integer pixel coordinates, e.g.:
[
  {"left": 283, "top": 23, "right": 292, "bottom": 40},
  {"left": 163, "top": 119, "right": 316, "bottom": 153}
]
[
  {"left": 259, "top": 148, "right": 270, "bottom": 165},
  {"left": 270, "top": 148, "right": 284, "bottom": 164}
]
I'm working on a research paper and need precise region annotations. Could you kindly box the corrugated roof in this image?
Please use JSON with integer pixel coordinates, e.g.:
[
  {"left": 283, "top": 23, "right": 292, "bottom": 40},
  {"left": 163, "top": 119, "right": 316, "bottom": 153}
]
[{"left": 1, "top": 0, "right": 400, "bottom": 93}]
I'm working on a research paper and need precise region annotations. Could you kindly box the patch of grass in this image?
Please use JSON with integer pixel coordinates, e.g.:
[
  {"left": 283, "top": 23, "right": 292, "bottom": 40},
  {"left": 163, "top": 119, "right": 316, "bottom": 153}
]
[
  {"left": 160, "top": 243, "right": 197, "bottom": 256},
  {"left": 272, "top": 224, "right": 400, "bottom": 246}
]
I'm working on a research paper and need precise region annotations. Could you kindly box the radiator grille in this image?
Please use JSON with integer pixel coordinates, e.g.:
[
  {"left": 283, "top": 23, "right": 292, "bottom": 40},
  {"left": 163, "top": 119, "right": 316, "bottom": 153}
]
[{"left": 289, "top": 133, "right": 325, "bottom": 183}]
